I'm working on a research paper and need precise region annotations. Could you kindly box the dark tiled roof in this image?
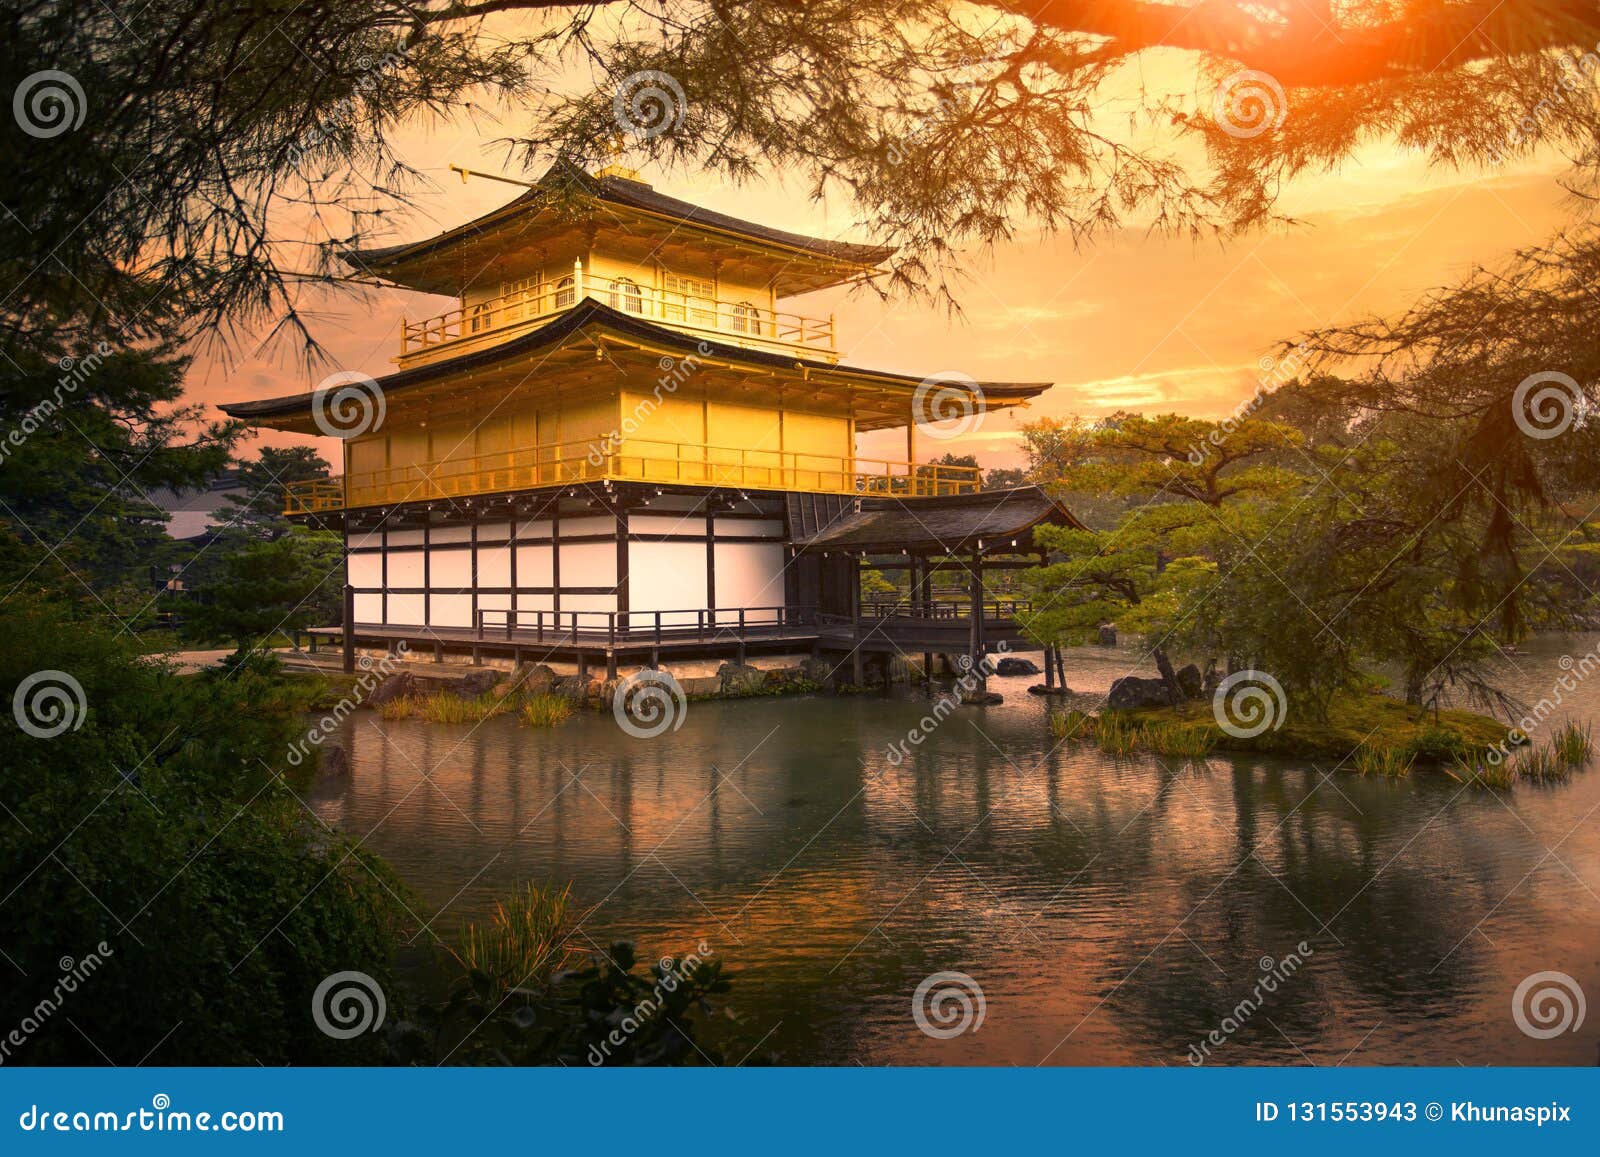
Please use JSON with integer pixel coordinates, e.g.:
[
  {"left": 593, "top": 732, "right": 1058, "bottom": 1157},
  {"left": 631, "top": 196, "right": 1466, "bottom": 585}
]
[
  {"left": 217, "top": 298, "right": 1051, "bottom": 420},
  {"left": 796, "top": 486, "right": 1086, "bottom": 553},
  {"left": 349, "top": 159, "right": 893, "bottom": 271}
]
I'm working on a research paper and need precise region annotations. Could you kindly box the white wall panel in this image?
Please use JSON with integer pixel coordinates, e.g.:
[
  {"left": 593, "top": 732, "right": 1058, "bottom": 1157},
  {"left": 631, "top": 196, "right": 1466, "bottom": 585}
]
[
  {"left": 514, "top": 544, "right": 553, "bottom": 587},
  {"left": 429, "top": 594, "right": 472, "bottom": 628},
  {"left": 387, "top": 594, "right": 425, "bottom": 625},
  {"left": 631, "top": 513, "right": 706, "bottom": 536},
  {"left": 560, "top": 541, "right": 616, "bottom": 586},
  {"left": 387, "top": 529, "right": 425, "bottom": 547},
  {"left": 629, "top": 541, "right": 706, "bottom": 625},
  {"left": 348, "top": 553, "right": 382, "bottom": 588},
  {"left": 715, "top": 541, "right": 786, "bottom": 621},
  {"left": 478, "top": 545, "right": 511, "bottom": 588},
  {"left": 430, "top": 525, "right": 473, "bottom": 544},
  {"left": 717, "top": 518, "right": 784, "bottom": 538},
  {"left": 386, "top": 551, "right": 424, "bottom": 587},
  {"left": 353, "top": 593, "right": 383, "bottom": 622},
  {"left": 429, "top": 547, "right": 472, "bottom": 588}
]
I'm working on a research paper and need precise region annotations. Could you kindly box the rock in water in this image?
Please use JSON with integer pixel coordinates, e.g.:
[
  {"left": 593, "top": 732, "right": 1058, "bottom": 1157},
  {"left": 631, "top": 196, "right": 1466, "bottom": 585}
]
[
  {"left": 449, "top": 670, "right": 501, "bottom": 699},
  {"left": 995, "top": 656, "right": 1041, "bottom": 676},
  {"left": 366, "top": 671, "right": 418, "bottom": 706},
  {"left": 1107, "top": 675, "right": 1174, "bottom": 710},
  {"left": 717, "top": 663, "right": 766, "bottom": 696},
  {"left": 1175, "top": 663, "right": 1204, "bottom": 700}
]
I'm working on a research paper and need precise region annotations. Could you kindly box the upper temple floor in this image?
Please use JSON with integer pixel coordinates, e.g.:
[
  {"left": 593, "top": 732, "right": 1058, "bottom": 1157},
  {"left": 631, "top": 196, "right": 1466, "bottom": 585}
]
[{"left": 349, "top": 161, "right": 892, "bottom": 371}]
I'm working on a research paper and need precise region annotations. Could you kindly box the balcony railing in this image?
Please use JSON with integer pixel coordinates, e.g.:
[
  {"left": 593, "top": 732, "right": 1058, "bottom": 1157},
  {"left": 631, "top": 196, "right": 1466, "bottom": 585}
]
[
  {"left": 398, "top": 265, "right": 836, "bottom": 362},
  {"left": 283, "top": 438, "right": 980, "bottom": 514}
]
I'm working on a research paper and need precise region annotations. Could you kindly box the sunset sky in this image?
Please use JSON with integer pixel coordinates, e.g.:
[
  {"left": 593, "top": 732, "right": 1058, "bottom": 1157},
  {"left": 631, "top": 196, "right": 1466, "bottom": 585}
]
[{"left": 198, "top": 68, "right": 1574, "bottom": 474}]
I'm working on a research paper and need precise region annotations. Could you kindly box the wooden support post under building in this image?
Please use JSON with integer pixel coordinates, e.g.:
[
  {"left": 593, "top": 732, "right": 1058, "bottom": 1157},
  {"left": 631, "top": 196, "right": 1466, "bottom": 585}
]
[
  {"left": 850, "top": 554, "right": 865, "bottom": 685},
  {"left": 342, "top": 584, "right": 355, "bottom": 674},
  {"left": 576, "top": 652, "right": 588, "bottom": 684},
  {"left": 968, "top": 549, "right": 986, "bottom": 689},
  {"left": 606, "top": 652, "right": 618, "bottom": 680}
]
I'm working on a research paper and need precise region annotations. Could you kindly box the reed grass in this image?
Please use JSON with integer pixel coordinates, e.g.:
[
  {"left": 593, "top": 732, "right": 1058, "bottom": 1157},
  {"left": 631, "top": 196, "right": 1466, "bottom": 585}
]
[
  {"left": 1353, "top": 746, "right": 1414, "bottom": 778},
  {"left": 519, "top": 693, "right": 573, "bottom": 729},
  {"left": 1138, "top": 720, "right": 1217, "bottom": 759},
  {"left": 453, "top": 881, "right": 576, "bottom": 993},
  {"left": 1048, "top": 709, "right": 1097, "bottom": 743},
  {"left": 1514, "top": 745, "right": 1570, "bottom": 783},
  {"left": 1444, "top": 755, "right": 1517, "bottom": 791},
  {"left": 1095, "top": 712, "right": 1141, "bottom": 756},
  {"left": 1549, "top": 721, "right": 1592, "bottom": 768}
]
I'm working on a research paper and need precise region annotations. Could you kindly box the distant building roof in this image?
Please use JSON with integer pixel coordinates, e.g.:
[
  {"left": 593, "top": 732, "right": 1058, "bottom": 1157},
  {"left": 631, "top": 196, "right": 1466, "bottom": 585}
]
[
  {"left": 145, "top": 472, "right": 245, "bottom": 540},
  {"left": 795, "top": 486, "right": 1086, "bottom": 553}
]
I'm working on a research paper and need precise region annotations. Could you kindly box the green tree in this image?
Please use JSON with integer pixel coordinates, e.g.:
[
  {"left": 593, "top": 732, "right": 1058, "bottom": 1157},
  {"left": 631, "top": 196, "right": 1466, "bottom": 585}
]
[
  {"left": 185, "top": 527, "right": 345, "bottom": 657},
  {"left": 0, "top": 597, "right": 407, "bottom": 1064}
]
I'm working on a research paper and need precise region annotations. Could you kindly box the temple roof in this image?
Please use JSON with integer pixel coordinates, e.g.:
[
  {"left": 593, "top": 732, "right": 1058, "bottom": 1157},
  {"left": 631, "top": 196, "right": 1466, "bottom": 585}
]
[
  {"left": 795, "top": 486, "right": 1086, "bottom": 552},
  {"left": 217, "top": 298, "right": 1051, "bottom": 431},
  {"left": 347, "top": 160, "right": 892, "bottom": 296}
]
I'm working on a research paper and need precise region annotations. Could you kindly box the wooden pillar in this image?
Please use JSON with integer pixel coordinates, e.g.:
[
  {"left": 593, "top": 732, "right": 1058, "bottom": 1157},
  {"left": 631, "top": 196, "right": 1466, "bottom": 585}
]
[
  {"left": 850, "top": 555, "right": 864, "bottom": 685},
  {"left": 1045, "top": 643, "right": 1056, "bottom": 690},
  {"left": 342, "top": 584, "right": 355, "bottom": 674},
  {"left": 968, "top": 548, "right": 986, "bottom": 688}
]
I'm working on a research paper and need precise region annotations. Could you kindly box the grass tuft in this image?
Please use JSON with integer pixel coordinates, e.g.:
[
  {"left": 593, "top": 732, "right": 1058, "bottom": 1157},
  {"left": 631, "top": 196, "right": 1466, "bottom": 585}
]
[
  {"left": 453, "top": 881, "right": 576, "bottom": 993},
  {"left": 1049, "top": 709, "right": 1097, "bottom": 742},
  {"left": 519, "top": 693, "right": 573, "bottom": 729},
  {"left": 1549, "top": 721, "right": 1592, "bottom": 768},
  {"left": 1353, "top": 746, "right": 1414, "bottom": 778}
]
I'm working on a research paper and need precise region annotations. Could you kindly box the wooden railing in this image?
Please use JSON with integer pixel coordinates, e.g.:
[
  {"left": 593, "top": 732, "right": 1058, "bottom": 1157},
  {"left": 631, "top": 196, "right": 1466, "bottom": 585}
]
[
  {"left": 283, "top": 438, "right": 981, "bottom": 513},
  {"left": 859, "top": 596, "right": 1034, "bottom": 620},
  {"left": 474, "top": 604, "right": 816, "bottom": 645},
  {"left": 398, "top": 264, "right": 835, "bottom": 360}
]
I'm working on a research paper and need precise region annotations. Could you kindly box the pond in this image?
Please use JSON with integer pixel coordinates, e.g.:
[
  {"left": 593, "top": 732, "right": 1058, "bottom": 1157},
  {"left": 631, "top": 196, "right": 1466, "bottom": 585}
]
[{"left": 301, "top": 635, "right": 1600, "bottom": 1065}]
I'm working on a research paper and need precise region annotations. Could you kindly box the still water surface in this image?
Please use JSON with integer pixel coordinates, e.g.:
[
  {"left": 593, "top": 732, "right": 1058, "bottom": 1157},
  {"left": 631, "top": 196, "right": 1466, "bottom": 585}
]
[{"left": 303, "top": 637, "right": 1600, "bottom": 1065}]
